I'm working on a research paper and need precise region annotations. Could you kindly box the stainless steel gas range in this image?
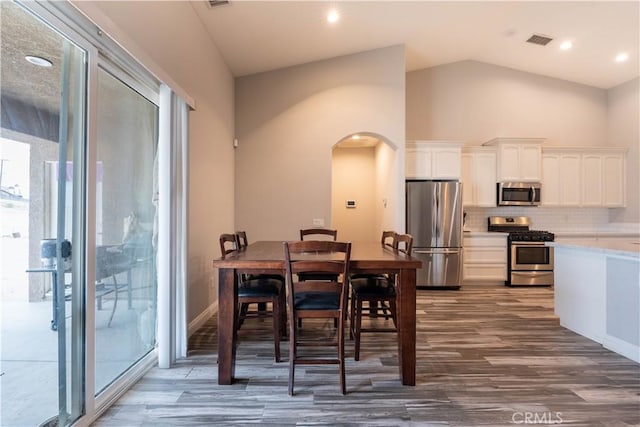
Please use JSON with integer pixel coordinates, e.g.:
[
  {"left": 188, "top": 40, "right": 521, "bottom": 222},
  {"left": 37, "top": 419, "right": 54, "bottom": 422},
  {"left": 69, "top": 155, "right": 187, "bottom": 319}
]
[{"left": 488, "top": 216, "right": 555, "bottom": 286}]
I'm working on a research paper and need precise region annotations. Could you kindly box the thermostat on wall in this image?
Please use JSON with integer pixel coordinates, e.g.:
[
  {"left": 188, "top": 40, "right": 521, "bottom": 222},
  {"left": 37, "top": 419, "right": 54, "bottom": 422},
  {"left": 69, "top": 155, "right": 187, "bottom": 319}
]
[{"left": 346, "top": 200, "right": 356, "bottom": 208}]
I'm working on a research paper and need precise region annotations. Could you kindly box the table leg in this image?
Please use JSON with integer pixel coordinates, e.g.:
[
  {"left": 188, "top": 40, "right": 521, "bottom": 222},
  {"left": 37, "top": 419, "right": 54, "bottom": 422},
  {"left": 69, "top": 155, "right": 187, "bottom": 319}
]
[
  {"left": 217, "top": 268, "right": 238, "bottom": 385},
  {"left": 51, "top": 271, "right": 58, "bottom": 331},
  {"left": 396, "top": 267, "right": 416, "bottom": 385}
]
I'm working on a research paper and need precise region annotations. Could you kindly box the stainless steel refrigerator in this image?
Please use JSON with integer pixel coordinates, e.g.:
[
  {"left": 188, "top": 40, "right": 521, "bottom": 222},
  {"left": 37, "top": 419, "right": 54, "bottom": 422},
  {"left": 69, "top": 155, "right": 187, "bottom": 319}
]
[{"left": 406, "top": 180, "right": 463, "bottom": 289}]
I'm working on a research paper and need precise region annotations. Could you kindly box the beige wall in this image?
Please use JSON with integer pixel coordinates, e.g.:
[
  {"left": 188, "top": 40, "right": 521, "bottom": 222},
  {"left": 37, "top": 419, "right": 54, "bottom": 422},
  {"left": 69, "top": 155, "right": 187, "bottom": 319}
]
[
  {"left": 375, "top": 141, "right": 401, "bottom": 233},
  {"left": 406, "top": 60, "right": 608, "bottom": 146},
  {"left": 607, "top": 77, "right": 640, "bottom": 224},
  {"left": 331, "top": 147, "right": 376, "bottom": 242},
  {"left": 235, "top": 46, "right": 405, "bottom": 241},
  {"left": 80, "top": 1, "right": 235, "bottom": 323}
]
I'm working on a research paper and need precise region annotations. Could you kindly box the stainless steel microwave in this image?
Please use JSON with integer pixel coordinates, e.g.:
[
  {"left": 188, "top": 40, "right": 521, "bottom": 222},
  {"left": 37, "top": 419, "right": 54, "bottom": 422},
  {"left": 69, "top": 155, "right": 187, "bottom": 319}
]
[{"left": 497, "top": 182, "right": 541, "bottom": 206}]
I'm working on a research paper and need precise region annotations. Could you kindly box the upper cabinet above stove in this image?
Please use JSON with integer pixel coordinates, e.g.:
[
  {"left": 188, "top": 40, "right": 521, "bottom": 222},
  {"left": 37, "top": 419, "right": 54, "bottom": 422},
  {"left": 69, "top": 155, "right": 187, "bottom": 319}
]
[
  {"left": 483, "top": 138, "right": 544, "bottom": 182},
  {"left": 406, "top": 140, "right": 464, "bottom": 180}
]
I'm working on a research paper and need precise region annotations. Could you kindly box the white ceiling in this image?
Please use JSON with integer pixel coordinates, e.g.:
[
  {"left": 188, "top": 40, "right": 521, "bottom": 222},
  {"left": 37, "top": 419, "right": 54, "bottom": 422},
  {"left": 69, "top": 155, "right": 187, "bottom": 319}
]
[{"left": 190, "top": 0, "right": 639, "bottom": 89}]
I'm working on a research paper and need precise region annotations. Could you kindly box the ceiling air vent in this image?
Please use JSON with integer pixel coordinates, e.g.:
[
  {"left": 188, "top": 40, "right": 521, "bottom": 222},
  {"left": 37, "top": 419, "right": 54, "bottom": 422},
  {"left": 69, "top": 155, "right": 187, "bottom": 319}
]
[
  {"left": 526, "top": 34, "right": 553, "bottom": 46},
  {"left": 207, "top": 0, "right": 229, "bottom": 8}
]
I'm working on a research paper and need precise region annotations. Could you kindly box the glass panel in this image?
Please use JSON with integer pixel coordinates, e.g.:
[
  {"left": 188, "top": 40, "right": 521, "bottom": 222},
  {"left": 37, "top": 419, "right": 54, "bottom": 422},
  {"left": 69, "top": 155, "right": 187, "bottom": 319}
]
[
  {"left": 515, "top": 246, "right": 550, "bottom": 265},
  {"left": 94, "top": 67, "right": 158, "bottom": 394},
  {"left": 0, "top": 2, "right": 86, "bottom": 426},
  {"left": 503, "top": 188, "right": 531, "bottom": 202}
]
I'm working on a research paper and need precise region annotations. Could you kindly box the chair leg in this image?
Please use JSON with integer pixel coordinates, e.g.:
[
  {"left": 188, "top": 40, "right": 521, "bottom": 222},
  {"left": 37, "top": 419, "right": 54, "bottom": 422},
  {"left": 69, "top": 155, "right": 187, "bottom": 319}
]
[
  {"left": 272, "top": 297, "right": 281, "bottom": 363},
  {"left": 349, "top": 291, "right": 356, "bottom": 340},
  {"left": 354, "top": 297, "right": 363, "bottom": 361},
  {"left": 279, "top": 292, "right": 287, "bottom": 338},
  {"left": 107, "top": 276, "right": 119, "bottom": 328},
  {"left": 338, "top": 314, "right": 346, "bottom": 395},
  {"left": 389, "top": 298, "right": 398, "bottom": 328},
  {"left": 288, "top": 314, "right": 296, "bottom": 396}
]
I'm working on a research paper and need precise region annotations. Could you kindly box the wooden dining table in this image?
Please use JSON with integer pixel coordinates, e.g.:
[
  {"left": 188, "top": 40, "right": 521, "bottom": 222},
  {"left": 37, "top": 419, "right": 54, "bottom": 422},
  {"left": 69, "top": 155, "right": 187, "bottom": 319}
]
[{"left": 212, "top": 240, "right": 422, "bottom": 386}]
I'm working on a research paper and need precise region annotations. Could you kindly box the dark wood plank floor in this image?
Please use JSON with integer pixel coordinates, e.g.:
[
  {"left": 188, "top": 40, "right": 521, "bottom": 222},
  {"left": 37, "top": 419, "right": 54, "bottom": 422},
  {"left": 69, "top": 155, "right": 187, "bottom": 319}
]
[{"left": 95, "top": 284, "right": 640, "bottom": 426}]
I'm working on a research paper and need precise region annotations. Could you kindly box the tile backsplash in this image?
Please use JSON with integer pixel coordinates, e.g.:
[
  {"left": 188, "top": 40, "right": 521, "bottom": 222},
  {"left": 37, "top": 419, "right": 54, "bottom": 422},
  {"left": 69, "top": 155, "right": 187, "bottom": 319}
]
[{"left": 464, "top": 207, "right": 627, "bottom": 232}]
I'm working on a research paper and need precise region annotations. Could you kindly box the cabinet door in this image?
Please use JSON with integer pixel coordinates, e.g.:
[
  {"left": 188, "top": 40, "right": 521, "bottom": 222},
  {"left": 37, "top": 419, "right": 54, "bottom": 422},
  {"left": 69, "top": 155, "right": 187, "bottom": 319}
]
[
  {"left": 560, "top": 154, "right": 581, "bottom": 206},
  {"left": 581, "top": 154, "right": 603, "bottom": 206},
  {"left": 542, "top": 154, "right": 560, "bottom": 206},
  {"left": 432, "top": 148, "right": 461, "bottom": 179},
  {"left": 461, "top": 153, "right": 474, "bottom": 205},
  {"left": 603, "top": 155, "right": 625, "bottom": 206},
  {"left": 475, "top": 152, "right": 497, "bottom": 206},
  {"left": 406, "top": 146, "right": 432, "bottom": 179},
  {"left": 499, "top": 144, "right": 521, "bottom": 181},
  {"left": 520, "top": 144, "right": 542, "bottom": 181}
]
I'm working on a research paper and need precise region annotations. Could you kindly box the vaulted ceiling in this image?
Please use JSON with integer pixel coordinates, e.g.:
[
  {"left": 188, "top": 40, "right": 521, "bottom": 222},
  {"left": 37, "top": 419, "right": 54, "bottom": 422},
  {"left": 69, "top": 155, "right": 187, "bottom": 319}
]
[{"left": 191, "top": 1, "right": 639, "bottom": 90}]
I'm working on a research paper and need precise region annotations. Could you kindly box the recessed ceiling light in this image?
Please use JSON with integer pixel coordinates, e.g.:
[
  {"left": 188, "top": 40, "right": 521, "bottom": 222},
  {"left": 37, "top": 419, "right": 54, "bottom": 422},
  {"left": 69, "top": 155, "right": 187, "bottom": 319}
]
[
  {"left": 352, "top": 134, "right": 360, "bottom": 140},
  {"left": 559, "top": 41, "right": 573, "bottom": 50},
  {"left": 615, "top": 52, "right": 629, "bottom": 63},
  {"left": 327, "top": 9, "right": 339, "bottom": 24},
  {"left": 25, "top": 55, "right": 52, "bottom": 67}
]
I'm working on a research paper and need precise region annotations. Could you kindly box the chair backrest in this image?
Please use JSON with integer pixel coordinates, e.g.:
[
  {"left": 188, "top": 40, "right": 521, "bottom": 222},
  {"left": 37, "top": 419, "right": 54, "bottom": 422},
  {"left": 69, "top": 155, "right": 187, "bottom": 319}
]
[
  {"left": 219, "top": 233, "right": 239, "bottom": 258},
  {"left": 394, "top": 233, "right": 413, "bottom": 255},
  {"left": 235, "top": 230, "right": 249, "bottom": 249},
  {"left": 284, "top": 240, "right": 351, "bottom": 305},
  {"left": 381, "top": 230, "right": 396, "bottom": 248},
  {"left": 300, "top": 228, "right": 337, "bottom": 241}
]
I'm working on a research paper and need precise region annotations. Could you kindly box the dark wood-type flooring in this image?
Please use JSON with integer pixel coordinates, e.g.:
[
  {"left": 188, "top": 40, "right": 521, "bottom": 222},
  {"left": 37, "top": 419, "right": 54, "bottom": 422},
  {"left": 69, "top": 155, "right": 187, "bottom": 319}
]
[{"left": 95, "top": 284, "right": 640, "bottom": 426}]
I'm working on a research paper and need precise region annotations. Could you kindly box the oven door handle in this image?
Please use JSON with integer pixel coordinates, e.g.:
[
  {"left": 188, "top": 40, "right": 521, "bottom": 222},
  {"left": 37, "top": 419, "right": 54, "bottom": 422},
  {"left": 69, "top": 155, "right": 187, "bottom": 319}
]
[{"left": 510, "top": 241, "right": 548, "bottom": 245}]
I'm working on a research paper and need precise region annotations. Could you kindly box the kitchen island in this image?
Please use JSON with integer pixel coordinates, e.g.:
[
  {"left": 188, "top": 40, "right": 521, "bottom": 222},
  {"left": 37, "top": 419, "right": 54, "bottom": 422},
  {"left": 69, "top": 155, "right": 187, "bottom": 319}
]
[{"left": 550, "top": 238, "right": 639, "bottom": 362}]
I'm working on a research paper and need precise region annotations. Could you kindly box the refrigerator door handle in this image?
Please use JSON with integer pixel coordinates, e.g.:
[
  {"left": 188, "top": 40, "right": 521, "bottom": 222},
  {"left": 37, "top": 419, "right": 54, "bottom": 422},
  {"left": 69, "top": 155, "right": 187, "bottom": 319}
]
[{"left": 414, "top": 248, "right": 462, "bottom": 255}]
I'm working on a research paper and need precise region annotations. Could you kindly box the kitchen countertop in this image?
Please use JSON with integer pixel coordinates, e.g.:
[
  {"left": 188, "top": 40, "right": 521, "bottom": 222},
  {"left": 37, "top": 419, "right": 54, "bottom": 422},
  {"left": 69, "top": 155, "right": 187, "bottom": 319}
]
[
  {"left": 462, "top": 231, "right": 507, "bottom": 237},
  {"left": 553, "top": 231, "right": 640, "bottom": 238},
  {"left": 548, "top": 238, "right": 640, "bottom": 258}
]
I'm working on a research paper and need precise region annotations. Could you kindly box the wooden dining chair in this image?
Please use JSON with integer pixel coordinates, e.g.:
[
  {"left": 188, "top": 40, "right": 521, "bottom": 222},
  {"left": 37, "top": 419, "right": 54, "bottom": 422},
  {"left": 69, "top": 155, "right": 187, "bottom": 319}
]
[
  {"left": 235, "top": 230, "right": 287, "bottom": 334},
  {"left": 219, "top": 233, "right": 284, "bottom": 362},
  {"left": 283, "top": 240, "right": 351, "bottom": 395},
  {"left": 349, "top": 232, "right": 413, "bottom": 361},
  {"left": 349, "top": 230, "right": 396, "bottom": 319},
  {"left": 298, "top": 228, "right": 339, "bottom": 282}
]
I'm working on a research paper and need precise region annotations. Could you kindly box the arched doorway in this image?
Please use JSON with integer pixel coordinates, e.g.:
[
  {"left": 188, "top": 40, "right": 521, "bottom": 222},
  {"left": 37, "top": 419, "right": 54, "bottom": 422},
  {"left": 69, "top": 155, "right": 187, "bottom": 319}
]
[{"left": 331, "top": 132, "right": 398, "bottom": 242}]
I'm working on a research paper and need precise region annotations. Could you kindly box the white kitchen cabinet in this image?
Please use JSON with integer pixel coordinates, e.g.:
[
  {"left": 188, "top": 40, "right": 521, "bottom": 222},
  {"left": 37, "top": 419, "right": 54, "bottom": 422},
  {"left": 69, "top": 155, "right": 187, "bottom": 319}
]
[
  {"left": 542, "top": 147, "right": 626, "bottom": 207},
  {"left": 602, "top": 154, "right": 626, "bottom": 207},
  {"left": 461, "top": 147, "right": 496, "bottom": 207},
  {"left": 581, "top": 154, "right": 603, "bottom": 206},
  {"left": 463, "top": 233, "right": 507, "bottom": 281},
  {"left": 483, "top": 138, "right": 543, "bottom": 182},
  {"left": 542, "top": 150, "right": 583, "bottom": 206},
  {"left": 406, "top": 141, "right": 464, "bottom": 180}
]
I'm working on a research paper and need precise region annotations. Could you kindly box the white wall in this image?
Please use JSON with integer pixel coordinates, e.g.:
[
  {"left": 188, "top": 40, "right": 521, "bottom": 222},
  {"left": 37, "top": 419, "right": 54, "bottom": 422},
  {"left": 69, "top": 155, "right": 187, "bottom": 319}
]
[
  {"left": 79, "top": 1, "right": 235, "bottom": 323},
  {"left": 407, "top": 60, "right": 608, "bottom": 146},
  {"left": 234, "top": 46, "right": 405, "bottom": 241},
  {"left": 331, "top": 147, "right": 376, "bottom": 242},
  {"left": 607, "top": 78, "right": 640, "bottom": 224}
]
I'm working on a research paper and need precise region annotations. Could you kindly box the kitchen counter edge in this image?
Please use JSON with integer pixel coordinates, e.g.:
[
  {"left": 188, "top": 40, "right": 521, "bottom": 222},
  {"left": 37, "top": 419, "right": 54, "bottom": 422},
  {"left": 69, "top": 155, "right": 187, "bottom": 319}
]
[{"left": 548, "top": 239, "right": 640, "bottom": 258}]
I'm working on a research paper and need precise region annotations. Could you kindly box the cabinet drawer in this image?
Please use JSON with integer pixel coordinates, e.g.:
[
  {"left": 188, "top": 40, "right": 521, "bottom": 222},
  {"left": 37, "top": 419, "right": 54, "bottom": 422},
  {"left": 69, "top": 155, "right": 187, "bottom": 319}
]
[
  {"left": 463, "top": 236, "right": 508, "bottom": 247},
  {"left": 464, "top": 248, "right": 506, "bottom": 263},
  {"left": 463, "top": 264, "right": 507, "bottom": 281}
]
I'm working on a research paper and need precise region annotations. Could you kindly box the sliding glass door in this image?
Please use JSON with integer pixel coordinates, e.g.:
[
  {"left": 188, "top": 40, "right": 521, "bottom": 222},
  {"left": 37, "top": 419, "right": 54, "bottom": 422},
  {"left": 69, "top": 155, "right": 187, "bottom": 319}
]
[
  {"left": 1, "top": 3, "right": 86, "bottom": 425},
  {"left": 93, "top": 66, "right": 158, "bottom": 394},
  {"left": 1, "top": 1, "right": 161, "bottom": 425}
]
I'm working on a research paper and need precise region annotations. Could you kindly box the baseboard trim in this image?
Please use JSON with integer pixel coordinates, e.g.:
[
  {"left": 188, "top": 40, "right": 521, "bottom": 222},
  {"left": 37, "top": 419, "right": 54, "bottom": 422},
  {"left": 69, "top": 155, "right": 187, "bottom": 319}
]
[{"left": 188, "top": 302, "right": 217, "bottom": 337}]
